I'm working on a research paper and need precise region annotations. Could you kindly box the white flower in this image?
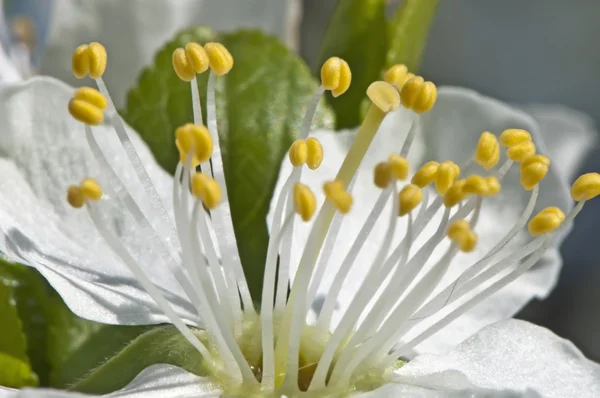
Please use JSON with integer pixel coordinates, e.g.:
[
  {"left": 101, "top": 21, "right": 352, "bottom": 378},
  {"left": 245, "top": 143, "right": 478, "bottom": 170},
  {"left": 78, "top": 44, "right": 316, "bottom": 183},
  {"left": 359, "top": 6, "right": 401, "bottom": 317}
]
[
  {"left": 0, "top": 41, "right": 598, "bottom": 397},
  {"left": 40, "top": 0, "right": 299, "bottom": 108}
]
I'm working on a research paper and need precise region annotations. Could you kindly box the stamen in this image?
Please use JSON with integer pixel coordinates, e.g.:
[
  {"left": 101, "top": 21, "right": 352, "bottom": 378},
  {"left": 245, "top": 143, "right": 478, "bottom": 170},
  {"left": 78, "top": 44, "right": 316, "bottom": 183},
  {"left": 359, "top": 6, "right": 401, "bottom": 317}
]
[{"left": 85, "top": 202, "right": 214, "bottom": 366}]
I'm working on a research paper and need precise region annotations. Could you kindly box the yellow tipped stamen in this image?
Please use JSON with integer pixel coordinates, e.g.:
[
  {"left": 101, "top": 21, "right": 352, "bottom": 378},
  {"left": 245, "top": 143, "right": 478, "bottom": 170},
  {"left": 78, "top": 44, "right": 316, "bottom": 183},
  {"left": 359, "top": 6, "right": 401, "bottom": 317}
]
[
  {"left": 321, "top": 57, "right": 352, "bottom": 97},
  {"left": 293, "top": 183, "right": 317, "bottom": 222},
  {"left": 434, "top": 161, "right": 460, "bottom": 195},
  {"left": 204, "top": 42, "right": 234, "bottom": 76},
  {"left": 443, "top": 180, "right": 466, "bottom": 208},
  {"left": 192, "top": 173, "right": 222, "bottom": 209},
  {"left": 447, "top": 219, "right": 477, "bottom": 252},
  {"left": 80, "top": 178, "right": 103, "bottom": 201},
  {"left": 528, "top": 206, "right": 565, "bottom": 236},
  {"left": 483, "top": 176, "right": 501, "bottom": 196},
  {"left": 383, "top": 64, "right": 414, "bottom": 90},
  {"left": 67, "top": 185, "right": 85, "bottom": 208},
  {"left": 72, "top": 44, "right": 90, "bottom": 79},
  {"left": 366, "top": 81, "right": 401, "bottom": 113},
  {"left": 398, "top": 184, "right": 423, "bottom": 216},
  {"left": 475, "top": 132, "right": 500, "bottom": 171},
  {"left": 462, "top": 175, "right": 488, "bottom": 196},
  {"left": 411, "top": 161, "right": 439, "bottom": 188},
  {"left": 175, "top": 124, "right": 213, "bottom": 164},
  {"left": 388, "top": 154, "right": 409, "bottom": 181},
  {"left": 323, "top": 180, "right": 353, "bottom": 214},
  {"left": 400, "top": 76, "right": 437, "bottom": 114},
  {"left": 172, "top": 48, "right": 196, "bottom": 81},
  {"left": 289, "top": 139, "right": 308, "bottom": 168},
  {"left": 373, "top": 162, "right": 393, "bottom": 189},
  {"left": 68, "top": 87, "right": 107, "bottom": 125},
  {"left": 571, "top": 172, "right": 600, "bottom": 201},
  {"left": 520, "top": 155, "right": 550, "bottom": 191},
  {"left": 185, "top": 42, "right": 210, "bottom": 74},
  {"left": 499, "top": 129, "right": 531, "bottom": 147},
  {"left": 506, "top": 140, "right": 536, "bottom": 162},
  {"left": 72, "top": 42, "right": 107, "bottom": 79},
  {"left": 305, "top": 137, "right": 323, "bottom": 170}
]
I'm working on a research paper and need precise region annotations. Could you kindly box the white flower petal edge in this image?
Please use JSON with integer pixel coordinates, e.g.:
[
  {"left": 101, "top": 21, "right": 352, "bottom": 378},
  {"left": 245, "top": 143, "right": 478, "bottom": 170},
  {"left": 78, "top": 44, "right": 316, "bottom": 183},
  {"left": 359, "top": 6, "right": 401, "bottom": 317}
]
[
  {"left": 0, "top": 76, "right": 199, "bottom": 326},
  {"left": 4, "top": 365, "right": 222, "bottom": 397},
  {"left": 384, "top": 319, "right": 600, "bottom": 398},
  {"left": 41, "top": 0, "right": 297, "bottom": 108}
]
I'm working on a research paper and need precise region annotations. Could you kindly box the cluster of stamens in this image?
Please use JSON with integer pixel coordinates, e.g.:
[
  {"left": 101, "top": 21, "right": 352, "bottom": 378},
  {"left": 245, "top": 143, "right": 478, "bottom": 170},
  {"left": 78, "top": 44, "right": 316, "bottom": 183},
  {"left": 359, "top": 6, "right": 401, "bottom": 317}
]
[{"left": 64, "top": 40, "right": 600, "bottom": 397}]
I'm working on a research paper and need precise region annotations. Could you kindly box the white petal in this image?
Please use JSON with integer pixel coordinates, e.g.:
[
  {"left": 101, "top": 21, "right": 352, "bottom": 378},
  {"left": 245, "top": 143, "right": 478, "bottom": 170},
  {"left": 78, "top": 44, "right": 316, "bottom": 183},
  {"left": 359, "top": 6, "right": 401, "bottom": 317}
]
[
  {"left": 523, "top": 104, "right": 597, "bottom": 181},
  {"left": 354, "top": 382, "right": 537, "bottom": 397},
  {"left": 16, "top": 365, "right": 222, "bottom": 397},
  {"left": 41, "top": 0, "right": 296, "bottom": 108},
  {"left": 0, "top": 386, "right": 18, "bottom": 398},
  {"left": 395, "top": 319, "right": 600, "bottom": 398},
  {"left": 0, "top": 76, "right": 197, "bottom": 326}
]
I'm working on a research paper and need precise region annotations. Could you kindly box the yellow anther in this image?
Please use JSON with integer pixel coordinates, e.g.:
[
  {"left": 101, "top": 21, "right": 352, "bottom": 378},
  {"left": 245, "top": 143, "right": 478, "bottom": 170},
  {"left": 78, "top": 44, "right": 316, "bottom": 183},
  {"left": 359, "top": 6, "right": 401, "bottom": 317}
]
[
  {"left": 305, "top": 137, "right": 323, "bottom": 170},
  {"left": 571, "top": 173, "right": 600, "bottom": 201},
  {"left": 175, "top": 124, "right": 213, "bottom": 164},
  {"left": 366, "top": 81, "right": 401, "bottom": 113},
  {"left": 520, "top": 154, "right": 550, "bottom": 191},
  {"left": 411, "top": 161, "right": 439, "bottom": 188},
  {"left": 462, "top": 175, "right": 488, "bottom": 195},
  {"left": 447, "top": 220, "right": 477, "bottom": 252},
  {"left": 323, "top": 180, "right": 353, "bottom": 214},
  {"left": 388, "top": 154, "right": 409, "bottom": 181},
  {"left": 68, "top": 87, "right": 107, "bottom": 125},
  {"left": 67, "top": 185, "right": 85, "bottom": 208},
  {"left": 499, "top": 129, "right": 531, "bottom": 147},
  {"left": 373, "top": 162, "right": 393, "bottom": 189},
  {"left": 293, "top": 183, "right": 317, "bottom": 222},
  {"left": 384, "top": 64, "right": 414, "bottom": 89},
  {"left": 79, "top": 178, "right": 103, "bottom": 201},
  {"left": 528, "top": 206, "right": 566, "bottom": 236},
  {"left": 289, "top": 139, "right": 308, "bottom": 167},
  {"left": 172, "top": 48, "right": 195, "bottom": 81},
  {"left": 88, "top": 42, "right": 107, "bottom": 79},
  {"left": 506, "top": 140, "right": 536, "bottom": 162},
  {"left": 443, "top": 180, "right": 466, "bottom": 208},
  {"left": 400, "top": 76, "right": 437, "bottom": 114},
  {"left": 435, "top": 161, "right": 460, "bottom": 195},
  {"left": 321, "top": 57, "right": 352, "bottom": 97},
  {"left": 72, "top": 44, "right": 89, "bottom": 79},
  {"left": 191, "top": 173, "right": 222, "bottom": 209},
  {"left": 475, "top": 132, "right": 500, "bottom": 171},
  {"left": 72, "top": 42, "right": 107, "bottom": 79},
  {"left": 204, "top": 42, "right": 233, "bottom": 76},
  {"left": 185, "top": 42, "right": 210, "bottom": 74},
  {"left": 399, "top": 184, "right": 423, "bottom": 216},
  {"left": 74, "top": 87, "right": 107, "bottom": 110},
  {"left": 484, "top": 176, "right": 501, "bottom": 196}
]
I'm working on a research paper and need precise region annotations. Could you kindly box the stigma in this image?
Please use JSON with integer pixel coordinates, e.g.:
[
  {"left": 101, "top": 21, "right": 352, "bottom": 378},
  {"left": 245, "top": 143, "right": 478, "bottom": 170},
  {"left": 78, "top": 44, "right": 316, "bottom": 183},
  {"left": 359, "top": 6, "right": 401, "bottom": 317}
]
[{"left": 64, "top": 41, "right": 600, "bottom": 397}]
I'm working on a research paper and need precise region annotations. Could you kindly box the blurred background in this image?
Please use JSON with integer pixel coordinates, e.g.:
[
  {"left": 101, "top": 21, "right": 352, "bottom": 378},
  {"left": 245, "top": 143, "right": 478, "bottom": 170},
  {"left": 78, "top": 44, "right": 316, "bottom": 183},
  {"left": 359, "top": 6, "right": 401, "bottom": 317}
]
[{"left": 2, "top": 0, "right": 599, "bottom": 362}]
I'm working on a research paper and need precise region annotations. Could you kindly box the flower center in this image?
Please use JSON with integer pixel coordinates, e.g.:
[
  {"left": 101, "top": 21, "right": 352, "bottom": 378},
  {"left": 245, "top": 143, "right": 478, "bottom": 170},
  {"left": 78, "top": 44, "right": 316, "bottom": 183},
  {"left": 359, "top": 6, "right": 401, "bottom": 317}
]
[{"left": 64, "top": 41, "right": 600, "bottom": 397}]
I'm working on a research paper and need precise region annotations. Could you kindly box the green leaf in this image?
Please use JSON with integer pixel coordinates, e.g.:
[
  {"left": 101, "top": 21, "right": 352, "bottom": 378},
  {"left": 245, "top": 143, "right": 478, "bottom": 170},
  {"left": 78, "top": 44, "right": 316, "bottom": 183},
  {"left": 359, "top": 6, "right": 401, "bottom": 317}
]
[
  {"left": 316, "top": 0, "right": 387, "bottom": 129},
  {"left": 0, "top": 260, "right": 51, "bottom": 384},
  {"left": 69, "top": 326, "right": 206, "bottom": 394},
  {"left": 0, "top": 276, "right": 38, "bottom": 388},
  {"left": 0, "top": 353, "right": 38, "bottom": 388},
  {"left": 122, "top": 27, "right": 334, "bottom": 299},
  {"left": 386, "top": 0, "right": 440, "bottom": 71},
  {"left": 47, "top": 293, "right": 150, "bottom": 388}
]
